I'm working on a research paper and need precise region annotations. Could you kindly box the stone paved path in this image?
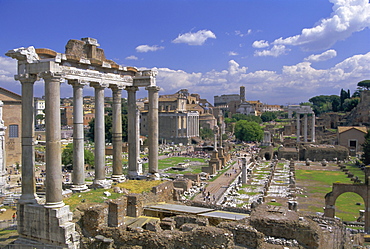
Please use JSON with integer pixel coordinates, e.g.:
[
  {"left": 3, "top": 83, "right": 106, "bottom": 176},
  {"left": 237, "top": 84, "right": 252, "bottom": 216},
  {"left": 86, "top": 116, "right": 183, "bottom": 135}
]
[{"left": 193, "top": 156, "right": 249, "bottom": 203}]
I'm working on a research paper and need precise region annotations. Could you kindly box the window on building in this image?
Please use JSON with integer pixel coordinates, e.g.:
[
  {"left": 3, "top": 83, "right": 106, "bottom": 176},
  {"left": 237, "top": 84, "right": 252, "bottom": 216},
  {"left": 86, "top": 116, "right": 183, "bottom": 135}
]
[
  {"left": 349, "top": 140, "right": 357, "bottom": 148},
  {"left": 9, "top": 125, "right": 19, "bottom": 138}
]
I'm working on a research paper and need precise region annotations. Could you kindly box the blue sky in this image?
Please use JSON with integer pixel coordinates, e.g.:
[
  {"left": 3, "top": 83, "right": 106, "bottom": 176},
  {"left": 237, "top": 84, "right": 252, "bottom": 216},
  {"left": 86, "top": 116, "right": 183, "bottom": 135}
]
[{"left": 1, "top": 0, "right": 370, "bottom": 105}]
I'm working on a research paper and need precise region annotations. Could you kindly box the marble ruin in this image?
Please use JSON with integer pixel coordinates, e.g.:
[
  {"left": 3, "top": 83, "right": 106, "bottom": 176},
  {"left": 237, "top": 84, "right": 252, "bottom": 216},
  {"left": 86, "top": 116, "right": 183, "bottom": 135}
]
[
  {"left": 6, "top": 38, "right": 159, "bottom": 248},
  {"left": 288, "top": 105, "right": 315, "bottom": 143}
]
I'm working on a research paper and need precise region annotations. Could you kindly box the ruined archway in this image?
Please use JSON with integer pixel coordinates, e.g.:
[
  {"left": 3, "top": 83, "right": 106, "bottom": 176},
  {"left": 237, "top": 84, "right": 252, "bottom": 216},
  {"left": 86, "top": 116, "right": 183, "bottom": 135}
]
[
  {"left": 334, "top": 192, "right": 364, "bottom": 221},
  {"left": 264, "top": 152, "right": 271, "bottom": 160},
  {"left": 325, "top": 183, "right": 370, "bottom": 232}
]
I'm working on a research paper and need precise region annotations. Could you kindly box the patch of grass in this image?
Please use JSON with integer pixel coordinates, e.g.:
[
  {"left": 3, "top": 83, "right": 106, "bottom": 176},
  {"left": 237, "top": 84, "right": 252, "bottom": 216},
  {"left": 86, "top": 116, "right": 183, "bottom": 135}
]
[
  {"left": 343, "top": 164, "right": 365, "bottom": 182},
  {"left": 64, "top": 180, "right": 163, "bottom": 211},
  {"left": 267, "top": 202, "right": 282, "bottom": 206}
]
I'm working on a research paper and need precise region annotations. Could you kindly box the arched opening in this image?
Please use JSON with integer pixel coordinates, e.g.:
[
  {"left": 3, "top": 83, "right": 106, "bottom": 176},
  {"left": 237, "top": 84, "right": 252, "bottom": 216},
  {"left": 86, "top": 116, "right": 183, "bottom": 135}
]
[
  {"left": 335, "top": 192, "right": 364, "bottom": 222},
  {"left": 264, "top": 152, "right": 271, "bottom": 160}
]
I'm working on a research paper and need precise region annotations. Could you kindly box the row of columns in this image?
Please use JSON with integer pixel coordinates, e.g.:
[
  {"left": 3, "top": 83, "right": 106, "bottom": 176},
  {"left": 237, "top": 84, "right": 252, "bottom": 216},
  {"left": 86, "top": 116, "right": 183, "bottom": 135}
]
[
  {"left": 296, "top": 113, "right": 315, "bottom": 143},
  {"left": 18, "top": 73, "right": 159, "bottom": 207},
  {"left": 187, "top": 115, "right": 199, "bottom": 137}
]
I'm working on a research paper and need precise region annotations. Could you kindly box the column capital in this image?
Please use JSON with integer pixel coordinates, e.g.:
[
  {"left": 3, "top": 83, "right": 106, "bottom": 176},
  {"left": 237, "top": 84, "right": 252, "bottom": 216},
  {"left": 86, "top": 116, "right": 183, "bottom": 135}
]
[
  {"left": 146, "top": 85, "right": 160, "bottom": 92},
  {"left": 126, "top": 86, "right": 139, "bottom": 92},
  {"left": 110, "top": 84, "right": 125, "bottom": 92},
  {"left": 15, "top": 73, "right": 39, "bottom": 83},
  {"left": 90, "top": 81, "right": 109, "bottom": 89},
  {"left": 40, "top": 71, "right": 63, "bottom": 81},
  {"left": 68, "top": 79, "right": 89, "bottom": 87}
]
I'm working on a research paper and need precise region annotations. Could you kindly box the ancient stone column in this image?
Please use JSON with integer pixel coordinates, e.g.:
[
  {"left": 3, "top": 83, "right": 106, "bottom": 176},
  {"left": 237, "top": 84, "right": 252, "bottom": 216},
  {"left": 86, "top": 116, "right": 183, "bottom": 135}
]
[
  {"left": 92, "top": 83, "right": 106, "bottom": 184},
  {"left": 241, "top": 157, "right": 247, "bottom": 184},
  {"left": 126, "top": 86, "right": 140, "bottom": 177},
  {"left": 296, "top": 113, "right": 300, "bottom": 143},
  {"left": 304, "top": 113, "right": 308, "bottom": 142},
  {"left": 69, "top": 80, "right": 87, "bottom": 191},
  {"left": 111, "top": 85, "right": 124, "bottom": 181},
  {"left": 311, "top": 113, "right": 315, "bottom": 142},
  {"left": 43, "top": 72, "right": 64, "bottom": 208},
  {"left": 18, "top": 75, "right": 38, "bottom": 204},
  {"left": 147, "top": 86, "right": 160, "bottom": 174},
  {"left": 0, "top": 101, "right": 6, "bottom": 194}
]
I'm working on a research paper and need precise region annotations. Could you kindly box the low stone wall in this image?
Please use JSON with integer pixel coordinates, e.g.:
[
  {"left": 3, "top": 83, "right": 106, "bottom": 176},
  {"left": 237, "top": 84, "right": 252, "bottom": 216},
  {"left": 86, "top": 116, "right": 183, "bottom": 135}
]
[{"left": 300, "top": 144, "right": 349, "bottom": 161}]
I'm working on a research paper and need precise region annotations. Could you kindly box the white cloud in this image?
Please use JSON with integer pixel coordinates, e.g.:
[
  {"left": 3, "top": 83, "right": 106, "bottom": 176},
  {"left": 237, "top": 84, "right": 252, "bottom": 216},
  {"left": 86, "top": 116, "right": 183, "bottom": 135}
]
[
  {"left": 252, "top": 40, "right": 269, "bottom": 48},
  {"left": 172, "top": 30, "right": 216, "bottom": 45},
  {"left": 135, "top": 45, "right": 164, "bottom": 53},
  {"left": 272, "top": 0, "right": 370, "bottom": 50},
  {"left": 254, "top": 45, "right": 290, "bottom": 57},
  {"left": 0, "top": 56, "right": 16, "bottom": 82},
  {"left": 304, "top": 49, "right": 337, "bottom": 62},
  {"left": 228, "top": 51, "right": 238, "bottom": 56},
  {"left": 125, "top": 55, "right": 138, "bottom": 60},
  {"left": 235, "top": 29, "right": 252, "bottom": 37},
  {"left": 155, "top": 52, "right": 370, "bottom": 104}
]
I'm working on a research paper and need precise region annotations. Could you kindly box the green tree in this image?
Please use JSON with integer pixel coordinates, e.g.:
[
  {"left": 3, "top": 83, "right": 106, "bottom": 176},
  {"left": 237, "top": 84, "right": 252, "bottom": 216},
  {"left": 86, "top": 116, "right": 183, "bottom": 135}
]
[
  {"left": 362, "top": 131, "right": 370, "bottom": 165},
  {"left": 199, "top": 127, "right": 214, "bottom": 140},
  {"left": 342, "top": 97, "right": 360, "bottom": 112},
  {"left": 62, "top": 143, "right": 95, "bottom": 168},
  {"left": 87, "top": 114, "right": 128, "bottom": 143},
  {"left": 309, "top": 95, "right": 340, "bottom": 114},
  {"left": 357, "top": 80, "right": 370, "bottom": 90},
  {"left": 261, "top": 112, "right": 277, "bottom": 122},
  {"left": 234, "top": 120, "right": 263, "bottom": 142}
]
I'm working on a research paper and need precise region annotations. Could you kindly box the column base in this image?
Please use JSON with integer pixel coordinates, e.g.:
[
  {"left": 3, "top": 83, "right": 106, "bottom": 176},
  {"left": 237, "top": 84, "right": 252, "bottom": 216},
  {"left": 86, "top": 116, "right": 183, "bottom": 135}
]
[
  {"left": 18, "top": 194, "right": 38, "bottom": 205},
  {"left": 71, "top": 184, "right": 89, "bottom": 193},
  {"left": 111, "top": 174, "right": 126, "bottom": 182},
  {"left": 91, "top": 179, "right": 112, "bottom": 189},
  {"left": 17, "top": 203, "right": 80, "bottom": 248},
  {"left": 44, "top": 200, "right": 65, "bottom": 209}
]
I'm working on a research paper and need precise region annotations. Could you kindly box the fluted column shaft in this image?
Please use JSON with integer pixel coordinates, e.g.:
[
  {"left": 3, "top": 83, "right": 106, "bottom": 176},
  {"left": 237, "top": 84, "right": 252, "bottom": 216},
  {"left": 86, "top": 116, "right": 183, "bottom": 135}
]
[
  {"left": 111, "top": 86, "right": 123, "bottom": 177},
  {"left": 93, "top": 85, "right": 106, "bottom": 181},
  {"left": 19, "top": 75, "right": 38, "bottom": 204},
  {"left": 312, "top": 113, "right": 316, "bottom": 142},
  {"left": 70, "top": 81, "right": 85, "bottom": 187},
  {"left": 147, "top": 86, "right": 160, "bottom": 174},
  {"left": 304, "top": 114, "right": 308, "bottom": 142},
  {"left": 44, "top": 73, "right": 64, "bottom": 208},
  {"left": 296, "top": 114, "right": 300, "bottom": 142},
  {"left": 127, "top": 86, "right": 139, "bottom": 176}
]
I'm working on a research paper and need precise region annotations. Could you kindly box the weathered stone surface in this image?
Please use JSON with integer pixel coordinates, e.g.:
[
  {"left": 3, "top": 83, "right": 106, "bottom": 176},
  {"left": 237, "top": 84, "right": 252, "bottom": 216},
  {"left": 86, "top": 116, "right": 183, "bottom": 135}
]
[
  {"left": 173, "top": 214, "right": 209, "bottom": 228},
  {"left": 250, "top": 206, "right": 321, "bottom": 249},
  {"left": 145, "top": 220, "right": 162, "bottom": 232},
  {"left": 218, "top": 221, "right": 264, "bottom": 248},
  {"left": 180, "top": 223, "right": 198, "bottom": 232},
  {"left": 79, "top": 203, "right": 108, "bottom": 237},
  {"left": 160, "top": 221, "right": 175, "bottom": 230}
]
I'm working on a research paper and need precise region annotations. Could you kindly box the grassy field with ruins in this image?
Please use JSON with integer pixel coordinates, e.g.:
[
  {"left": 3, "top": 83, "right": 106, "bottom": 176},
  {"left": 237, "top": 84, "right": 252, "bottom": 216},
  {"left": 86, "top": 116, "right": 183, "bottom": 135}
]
[{"left": 296, "top": 166, "right": 364, "bottom": 222}]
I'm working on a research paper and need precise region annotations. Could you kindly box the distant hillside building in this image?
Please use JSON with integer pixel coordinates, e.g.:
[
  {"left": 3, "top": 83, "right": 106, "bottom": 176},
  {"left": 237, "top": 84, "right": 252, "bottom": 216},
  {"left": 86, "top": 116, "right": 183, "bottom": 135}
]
[
  {"left": 338, "top": 126, "right": 367, "bottom": 156},
  {"left": 140, "top": 89, "right": 199, "bottom": 144},
  {"left": 0, "top": 87, "right": 22, "bottom": 167}
]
